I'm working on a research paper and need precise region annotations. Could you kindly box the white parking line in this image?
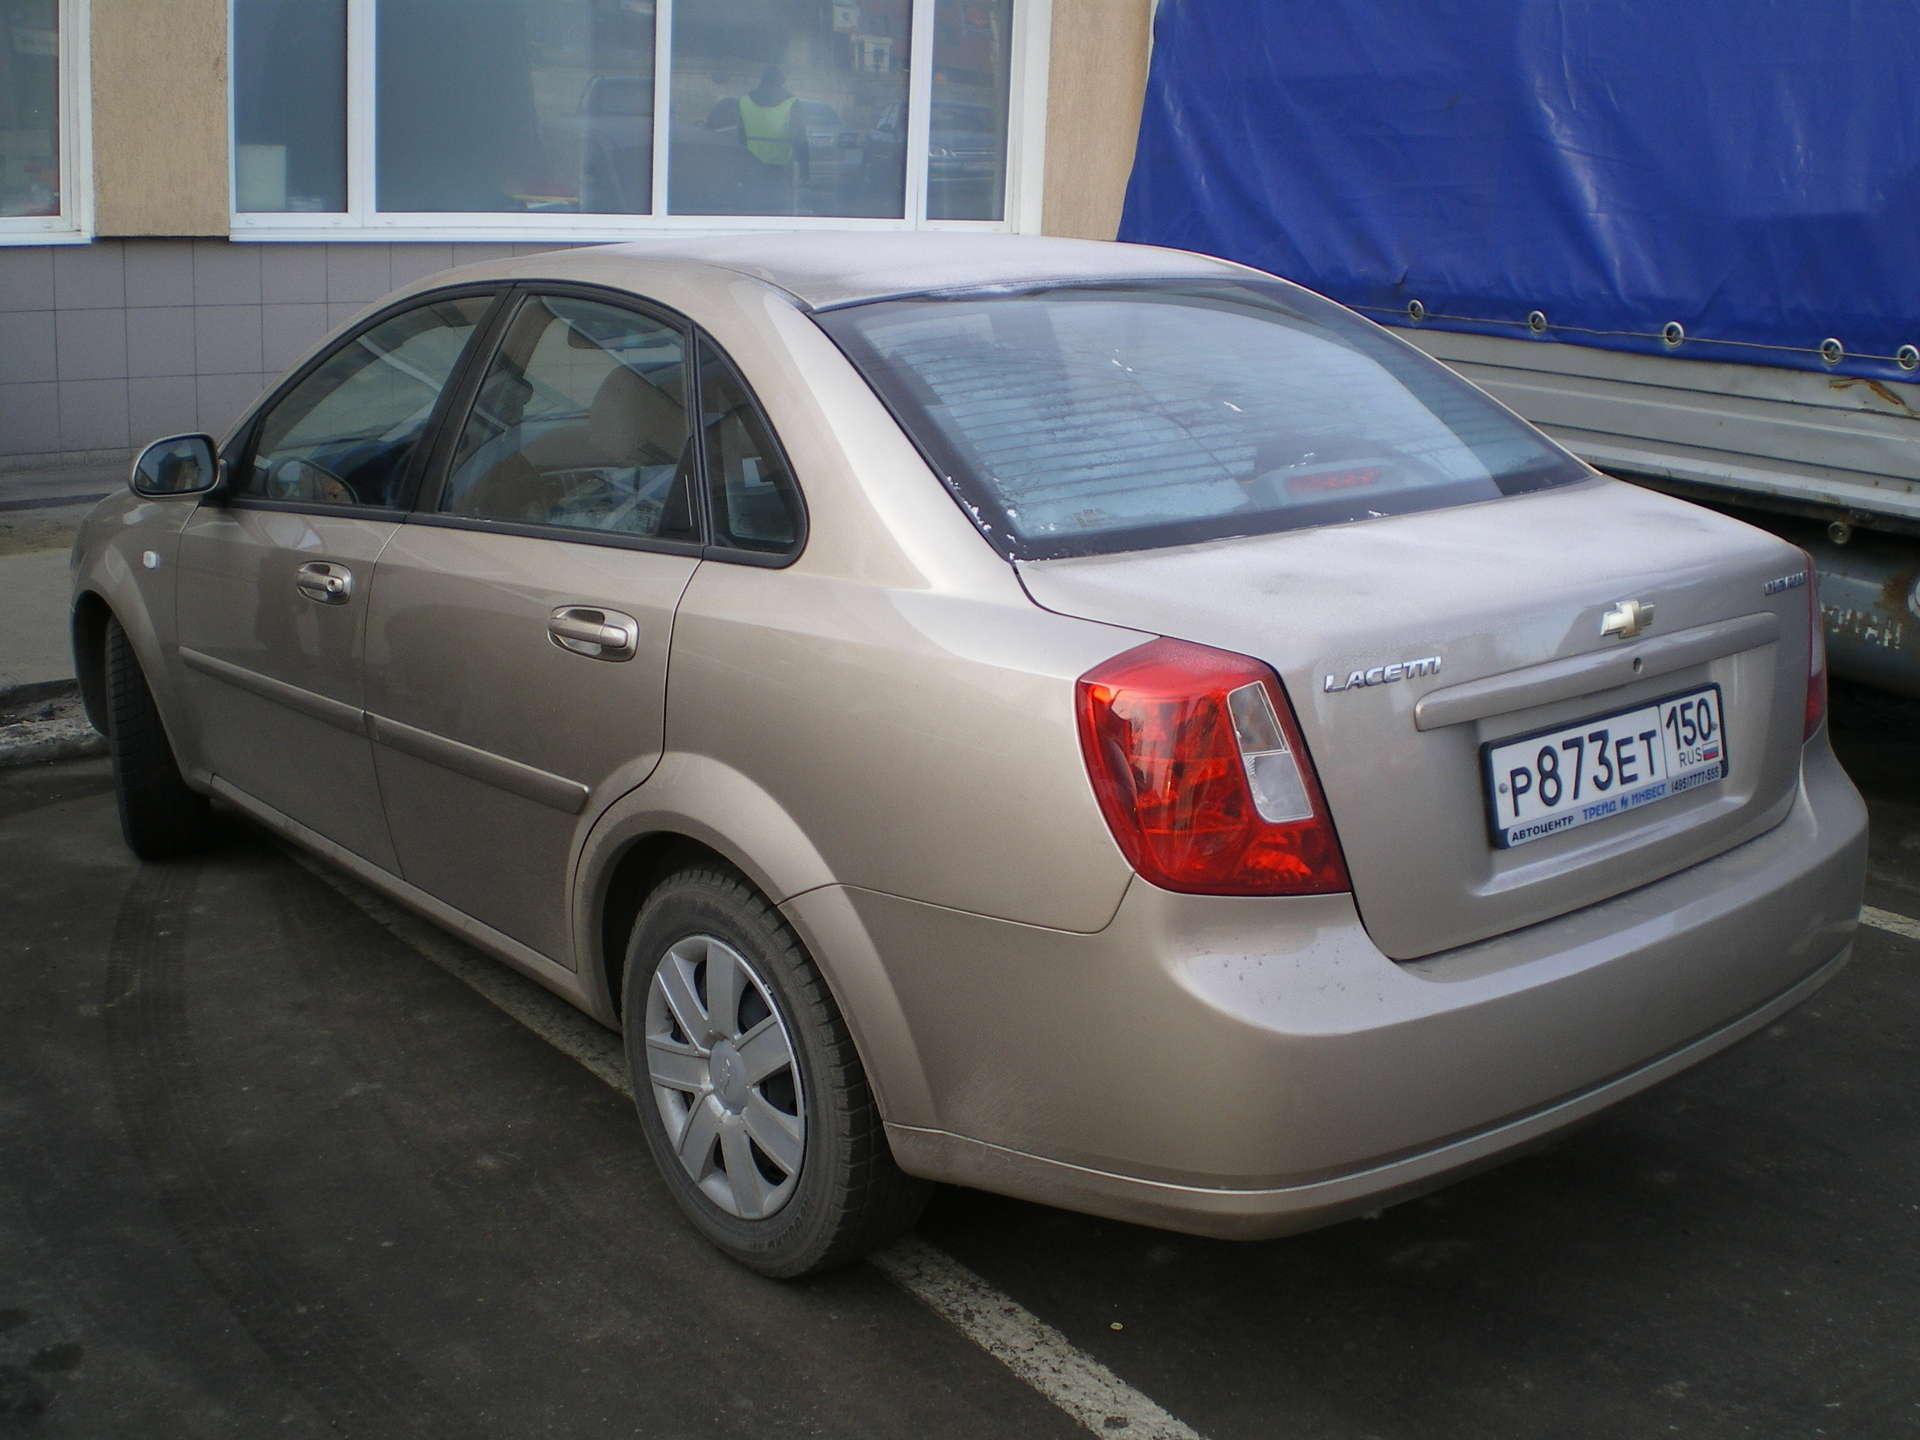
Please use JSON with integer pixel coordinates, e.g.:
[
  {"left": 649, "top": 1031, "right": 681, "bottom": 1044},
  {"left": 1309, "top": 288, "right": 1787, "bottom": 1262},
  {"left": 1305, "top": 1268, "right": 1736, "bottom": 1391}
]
[
  {"left": 1863, "top": 906, "right": 1920, "bottom": 943},
  {"left": 293, "top": 855, "right": 1208, "bottom": 1440},
  {"left": 874, "top": 1237, "right": 1204, "bottom": 1440}
]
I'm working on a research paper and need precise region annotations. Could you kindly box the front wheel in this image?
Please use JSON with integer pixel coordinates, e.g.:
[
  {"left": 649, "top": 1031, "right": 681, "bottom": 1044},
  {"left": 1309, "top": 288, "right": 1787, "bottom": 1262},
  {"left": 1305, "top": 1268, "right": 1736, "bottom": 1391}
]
[
  {"left": 103, "top": 617, "right": 212, "bottom": 859},
  {"left": 621, "top": 865, "right": 927, "bottom": 1277}
]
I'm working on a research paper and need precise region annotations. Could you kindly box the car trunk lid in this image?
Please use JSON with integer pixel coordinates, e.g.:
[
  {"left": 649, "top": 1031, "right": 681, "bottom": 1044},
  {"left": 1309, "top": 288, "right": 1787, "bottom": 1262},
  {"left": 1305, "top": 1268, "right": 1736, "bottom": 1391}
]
[{"left": 1018, "top": 477, "right": 1815, "bottom": 959}]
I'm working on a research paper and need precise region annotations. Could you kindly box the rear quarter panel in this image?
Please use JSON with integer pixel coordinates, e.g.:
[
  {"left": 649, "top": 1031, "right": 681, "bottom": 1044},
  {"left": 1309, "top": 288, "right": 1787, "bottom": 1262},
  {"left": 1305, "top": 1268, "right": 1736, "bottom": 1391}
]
[
  {"left": 665, "top": 565, "right": 1141, "bottom": 932},
  {"left": 578, "top": 277, "right": 1146, "bottom": 933}
]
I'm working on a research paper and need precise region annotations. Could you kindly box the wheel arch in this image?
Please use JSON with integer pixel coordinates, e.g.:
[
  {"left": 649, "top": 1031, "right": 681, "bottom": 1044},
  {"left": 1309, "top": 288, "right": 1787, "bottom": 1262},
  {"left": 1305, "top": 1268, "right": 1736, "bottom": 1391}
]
[
  {"left": 593, "top": 831, "right": 733, "bottom": 1024},
  {"left": 71, "top": 589, "right": 112, "bottom": 732},
  {"left": 572, "top": 754, "right": 934, "bottom": 1127}
]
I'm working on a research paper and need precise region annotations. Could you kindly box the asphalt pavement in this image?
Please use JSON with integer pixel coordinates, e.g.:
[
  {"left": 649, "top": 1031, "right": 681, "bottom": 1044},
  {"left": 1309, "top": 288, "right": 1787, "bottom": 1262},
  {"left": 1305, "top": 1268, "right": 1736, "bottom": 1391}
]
[{"left": 1, "top": 694, "right": 1916, "bottom": 1438}]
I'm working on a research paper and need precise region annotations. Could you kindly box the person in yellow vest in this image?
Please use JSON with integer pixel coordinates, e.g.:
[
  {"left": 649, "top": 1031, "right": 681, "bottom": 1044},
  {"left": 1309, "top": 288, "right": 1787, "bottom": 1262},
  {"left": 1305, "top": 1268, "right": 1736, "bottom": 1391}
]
[{"left": 734, "top": 67, "right": 811, "bottom": 213}]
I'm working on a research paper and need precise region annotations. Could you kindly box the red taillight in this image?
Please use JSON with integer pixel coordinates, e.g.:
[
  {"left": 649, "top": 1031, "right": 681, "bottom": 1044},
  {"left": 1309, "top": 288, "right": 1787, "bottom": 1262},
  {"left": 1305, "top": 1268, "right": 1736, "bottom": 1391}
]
[
  {"left": 1801, "top": 549, "right": 1827, "bottom": 740},
  {"left": 1075, "top": 637, "right": 1350, "bottom": 896}
]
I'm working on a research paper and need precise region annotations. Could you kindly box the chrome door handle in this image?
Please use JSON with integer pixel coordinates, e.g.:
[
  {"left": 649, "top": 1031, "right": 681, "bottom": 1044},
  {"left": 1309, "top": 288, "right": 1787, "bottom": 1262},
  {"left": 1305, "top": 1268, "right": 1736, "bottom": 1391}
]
[
  {"left": 295, "top": 561, "right": 353, "bottom": 605},
  {"left": 548, "top": 605, "right": 639, "bottom": 661}
]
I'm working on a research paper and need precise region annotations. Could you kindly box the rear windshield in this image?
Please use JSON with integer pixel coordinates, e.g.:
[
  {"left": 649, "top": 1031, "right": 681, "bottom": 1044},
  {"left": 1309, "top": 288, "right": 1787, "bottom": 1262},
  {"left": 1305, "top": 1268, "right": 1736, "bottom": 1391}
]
[{"left": 815, "top": 279, "right": 1587, "bottom": 560}]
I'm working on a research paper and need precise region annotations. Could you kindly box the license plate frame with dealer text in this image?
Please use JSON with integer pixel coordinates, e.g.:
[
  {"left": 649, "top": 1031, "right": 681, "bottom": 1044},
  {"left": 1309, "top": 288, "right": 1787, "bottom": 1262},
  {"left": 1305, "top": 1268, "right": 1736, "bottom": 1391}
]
[{"left": 1481, "top": 684, "right": 1730, "bottom": 850}]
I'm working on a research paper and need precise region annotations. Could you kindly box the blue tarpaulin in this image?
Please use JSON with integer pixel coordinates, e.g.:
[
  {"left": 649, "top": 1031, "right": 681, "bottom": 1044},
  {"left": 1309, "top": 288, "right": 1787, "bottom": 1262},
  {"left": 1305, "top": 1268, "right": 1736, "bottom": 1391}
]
[{"left": 1118, "top": 0, "right": 1920, "bottom": 382}]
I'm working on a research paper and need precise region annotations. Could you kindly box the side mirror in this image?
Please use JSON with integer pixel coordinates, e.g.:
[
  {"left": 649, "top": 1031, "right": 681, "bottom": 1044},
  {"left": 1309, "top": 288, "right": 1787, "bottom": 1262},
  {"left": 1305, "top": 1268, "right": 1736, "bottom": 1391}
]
[{"left": 131, "top": 434, "right": 222, "bottom": 499}]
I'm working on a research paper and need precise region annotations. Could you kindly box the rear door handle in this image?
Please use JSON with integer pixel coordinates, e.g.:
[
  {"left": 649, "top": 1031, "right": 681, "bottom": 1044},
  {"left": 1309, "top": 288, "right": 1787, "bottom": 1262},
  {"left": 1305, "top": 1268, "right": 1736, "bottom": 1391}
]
[
  {"left": 295, "top": 561, "right": 353, "bottom": 605},
  {"left": 548, "top": 605, "right": 639, "bottom": 661}
]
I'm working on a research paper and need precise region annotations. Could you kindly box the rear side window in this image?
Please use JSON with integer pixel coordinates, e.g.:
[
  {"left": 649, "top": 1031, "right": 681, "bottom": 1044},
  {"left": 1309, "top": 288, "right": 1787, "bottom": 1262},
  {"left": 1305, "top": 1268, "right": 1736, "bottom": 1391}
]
[
  {"left": 817, "top": 280, "right": 1586, "bottom": 560},
  {"left": 696, "top": 339, "right": 802, "bottom": 554},
  {"left": 241, "top": 294, "right": 493, "bottom": 510}
]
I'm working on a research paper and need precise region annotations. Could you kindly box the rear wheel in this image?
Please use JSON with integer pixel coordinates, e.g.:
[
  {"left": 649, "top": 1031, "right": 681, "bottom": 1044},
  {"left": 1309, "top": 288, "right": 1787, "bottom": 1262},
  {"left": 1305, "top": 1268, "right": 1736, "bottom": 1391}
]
[
  {"left": 621, "top": 865, "right": 927, "bottom": 1277},
  {"left": 104, "top": 617, "right": 212, "bottom": 859}
]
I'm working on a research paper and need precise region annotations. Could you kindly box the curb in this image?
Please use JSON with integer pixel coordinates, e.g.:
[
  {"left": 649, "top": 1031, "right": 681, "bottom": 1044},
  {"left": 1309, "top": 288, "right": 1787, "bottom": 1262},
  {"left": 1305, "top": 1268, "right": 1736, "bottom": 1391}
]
[
  {"left": 0, "top": 729, "right": 107, "bottom": 769},
  {"left": 0, "top": 679, "right": 105, "bottom": 770},
  {"left": 0, "top": 678, "right": 80, "bottom": 710}
]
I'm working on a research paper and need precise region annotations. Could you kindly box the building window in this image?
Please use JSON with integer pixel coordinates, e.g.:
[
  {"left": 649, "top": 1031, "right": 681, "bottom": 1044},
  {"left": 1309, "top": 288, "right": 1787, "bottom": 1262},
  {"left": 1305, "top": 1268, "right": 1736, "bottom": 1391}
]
[
  {"left": 0, "top": 0, "right": 90, "bottom": 242},
  {"left": 377, "top": 0, "right": 656, "bottom": 215},
  {"left": 928, "top": 0, "right": 1012, "bottom": 222},
  {"left": 228, "top": 0, "right": 1038, "bottom": 240},
  {"left": 234, "top": 0, "right": 348, "bottom": 212},
  {"left": 668, "top": 1, "right": 911, "bottom": 218}
]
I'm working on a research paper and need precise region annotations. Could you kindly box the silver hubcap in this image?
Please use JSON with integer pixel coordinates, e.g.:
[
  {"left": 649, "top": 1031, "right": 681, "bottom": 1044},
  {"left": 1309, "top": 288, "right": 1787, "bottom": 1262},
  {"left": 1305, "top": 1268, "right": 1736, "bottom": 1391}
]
[{"left": 644, "top": 935, "right": 805, "bottom": 1221}]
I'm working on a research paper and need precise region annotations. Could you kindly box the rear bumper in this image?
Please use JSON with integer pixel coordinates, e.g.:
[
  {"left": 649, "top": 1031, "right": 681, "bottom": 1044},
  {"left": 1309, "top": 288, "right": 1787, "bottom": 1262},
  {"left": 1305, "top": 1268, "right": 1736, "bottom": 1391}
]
[{"left": 787, "top": 738, "right": 1867, "bottom": 1240}]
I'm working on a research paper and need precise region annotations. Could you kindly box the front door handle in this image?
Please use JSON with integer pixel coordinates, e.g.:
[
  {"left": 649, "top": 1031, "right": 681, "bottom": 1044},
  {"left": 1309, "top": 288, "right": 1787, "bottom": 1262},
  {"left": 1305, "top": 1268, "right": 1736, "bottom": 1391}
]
[
  {"left": 548, "top": 605, "right": 639, "bottom": 661},
  {"left": 295, "top": 561, "right": 353, "bottom": 605}
]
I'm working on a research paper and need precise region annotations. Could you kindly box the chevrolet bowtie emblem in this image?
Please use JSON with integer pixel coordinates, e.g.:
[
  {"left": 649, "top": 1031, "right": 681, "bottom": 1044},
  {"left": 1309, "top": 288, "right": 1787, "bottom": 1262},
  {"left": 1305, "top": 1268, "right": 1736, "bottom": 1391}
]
[{"left": 1600, "top": 599, "right": 1656, "bottom": 640}]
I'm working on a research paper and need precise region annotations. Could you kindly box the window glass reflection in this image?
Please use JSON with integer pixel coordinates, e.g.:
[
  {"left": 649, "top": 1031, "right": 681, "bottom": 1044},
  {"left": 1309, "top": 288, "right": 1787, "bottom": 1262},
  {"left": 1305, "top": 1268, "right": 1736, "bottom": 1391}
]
[
  {"left": 928, "top": 0, "right": 1011, "bottom": 220},
  {"left": 0, "top": 0, "right": 60, "bottom": 218},
  {"left": 244, "top": 296, "right": 494, "bottom": 510},
  {"left": 235, "top": 0, "right": 348, "bottom": 212},
  {"left": 697, "top": 338, "right": 801, "bottom": 551},
  {"left": 378, "top": 0, "right": 655, "bottom": 214},
  {"left": 443, "top": 295, "right": 697, "bottom": 539},
  {"left": 669, "top": 0, "right": 909, "bottom": 218}
]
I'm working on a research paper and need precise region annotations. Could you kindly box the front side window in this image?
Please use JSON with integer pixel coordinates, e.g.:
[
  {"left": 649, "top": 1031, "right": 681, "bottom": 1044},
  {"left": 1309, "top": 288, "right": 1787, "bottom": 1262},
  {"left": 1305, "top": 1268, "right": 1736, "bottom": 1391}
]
[
  {"left": 441, "top": 294, "right": 696, "bottom": 540},
  {"left": 228, "top": 0, "right": 1025, "bottom": 233},
  {"left": 240, "top": 294, "right": 494, "bottom": 510},
  {"left": 819, "top": 281, "right": 1588, "bottom": 560}
]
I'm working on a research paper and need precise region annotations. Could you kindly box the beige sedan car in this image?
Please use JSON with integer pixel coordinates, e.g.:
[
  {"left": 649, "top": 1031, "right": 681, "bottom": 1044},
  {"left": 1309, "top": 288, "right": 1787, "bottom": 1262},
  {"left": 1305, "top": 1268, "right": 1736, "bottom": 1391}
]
[{"left": 71, "top": 234, "right": 1867, "bottom": 1276}]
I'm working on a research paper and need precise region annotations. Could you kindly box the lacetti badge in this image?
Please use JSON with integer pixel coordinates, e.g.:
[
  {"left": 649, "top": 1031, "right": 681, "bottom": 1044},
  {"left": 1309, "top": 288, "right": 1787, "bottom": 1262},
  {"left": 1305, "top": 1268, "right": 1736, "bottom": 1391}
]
[
  {"left": 1763, "top": 569, "right": 1809, "bottom": 596},
  {"left": 1323, "top": 655, "right": 1441, "bottom": 694}
]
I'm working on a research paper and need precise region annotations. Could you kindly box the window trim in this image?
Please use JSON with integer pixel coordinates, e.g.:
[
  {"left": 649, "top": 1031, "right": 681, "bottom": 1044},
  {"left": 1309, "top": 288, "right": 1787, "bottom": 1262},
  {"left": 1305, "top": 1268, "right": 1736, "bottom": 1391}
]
[
  {"left": 209, "top": 276, "right": 813, "bottom": 567},
  {"left": 407, "top": 280, "right": 808, "bottom": 567},
  {"left": 225, "top": 0, "right": 1048, "bottom": 243},
  {"left": 0, "top": 0, "right": 93, "bottom": 246},
  {"left": 690, "top": 331, "right": 809, "bottom": 567},
  {"left": 219, "top": 282, "right": 510, "bottom": 517}
]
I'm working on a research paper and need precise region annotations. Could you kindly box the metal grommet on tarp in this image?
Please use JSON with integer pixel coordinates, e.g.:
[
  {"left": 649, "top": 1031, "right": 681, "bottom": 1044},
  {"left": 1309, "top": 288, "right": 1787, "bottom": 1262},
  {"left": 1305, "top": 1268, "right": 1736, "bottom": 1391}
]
[
  {"left": 1661, "top": 322, "right": 1685, "bottom": 348},
  {"left": 1526, "top": 310, "right": 1548, "bottom": 333},
  {"left": 1898, "top": 344, "right": 1920, "bottom": 372},
  {"left": 1406, "top": 299, "right": 1426, "bottom": 322},
  {"left": 1820, "top": 337, "right": 1845, "bottom": 366}
]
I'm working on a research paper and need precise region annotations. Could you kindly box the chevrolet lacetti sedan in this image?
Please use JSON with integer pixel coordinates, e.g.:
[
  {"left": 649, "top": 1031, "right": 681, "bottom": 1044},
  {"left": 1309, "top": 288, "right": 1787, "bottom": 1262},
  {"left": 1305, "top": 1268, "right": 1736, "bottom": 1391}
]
[{"left": 71, "top": 234, "right": 1867, "bottom": 1276}]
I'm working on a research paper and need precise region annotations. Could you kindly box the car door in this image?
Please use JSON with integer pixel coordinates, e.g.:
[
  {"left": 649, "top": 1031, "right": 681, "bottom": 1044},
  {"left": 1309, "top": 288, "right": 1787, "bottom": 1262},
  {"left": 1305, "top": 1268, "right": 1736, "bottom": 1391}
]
[
  {"left": 175, "top": 289, "right": 501, "bottom": 871},
  {"left": 364, "top": 289, "right": 725, "bottom": 963}
]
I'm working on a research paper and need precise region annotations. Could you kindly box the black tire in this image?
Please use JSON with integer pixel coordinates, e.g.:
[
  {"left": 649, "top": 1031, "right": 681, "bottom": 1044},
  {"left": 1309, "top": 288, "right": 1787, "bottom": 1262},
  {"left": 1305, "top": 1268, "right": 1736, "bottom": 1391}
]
[
  {"left": 621, "top": 865, "right": 928, "bottom": 1277},
  {"left": 104, "top": 617, "right": 213, "bottom": 859}
]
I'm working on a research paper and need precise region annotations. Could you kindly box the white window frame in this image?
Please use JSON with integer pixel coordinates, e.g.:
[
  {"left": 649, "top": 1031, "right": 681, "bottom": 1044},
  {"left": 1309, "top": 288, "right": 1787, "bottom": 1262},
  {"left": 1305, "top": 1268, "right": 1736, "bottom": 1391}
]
[
  {"left": 0, "top": 0, "right": 94, "bottom": 245},
  {"left": 228, "top": 0, "right": 1048, "bottom": 243}
]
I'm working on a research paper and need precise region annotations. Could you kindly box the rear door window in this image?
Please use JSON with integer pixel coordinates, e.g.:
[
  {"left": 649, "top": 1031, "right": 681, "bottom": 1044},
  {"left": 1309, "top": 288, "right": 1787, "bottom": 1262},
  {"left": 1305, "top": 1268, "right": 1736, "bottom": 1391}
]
[
  {"left": 439, "top": 293, "right": 698, "bottom": 542},
  {"left": 816, "top": 280, "right": 1586, "bottom": 559}
]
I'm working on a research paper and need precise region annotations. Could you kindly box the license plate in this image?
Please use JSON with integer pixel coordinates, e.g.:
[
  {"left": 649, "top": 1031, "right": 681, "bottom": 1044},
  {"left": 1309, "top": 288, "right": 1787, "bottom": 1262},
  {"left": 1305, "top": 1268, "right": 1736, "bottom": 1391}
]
[{"left": 1483, "top": 685, "right": 1729, "bottom": 849}]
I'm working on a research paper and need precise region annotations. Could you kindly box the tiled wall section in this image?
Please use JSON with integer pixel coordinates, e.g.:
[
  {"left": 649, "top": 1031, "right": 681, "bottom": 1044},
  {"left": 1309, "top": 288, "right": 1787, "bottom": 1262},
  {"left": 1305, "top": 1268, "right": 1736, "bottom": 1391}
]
[{"left": 0, "top": 240, "right": 570, "bottom": 465}]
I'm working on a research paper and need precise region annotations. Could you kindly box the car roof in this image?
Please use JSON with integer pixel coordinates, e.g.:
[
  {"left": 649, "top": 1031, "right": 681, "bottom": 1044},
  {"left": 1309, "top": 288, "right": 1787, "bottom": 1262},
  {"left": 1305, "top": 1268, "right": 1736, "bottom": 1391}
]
[{"left": 446, "top": 232, "right": 1246, "bottom": 311}]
